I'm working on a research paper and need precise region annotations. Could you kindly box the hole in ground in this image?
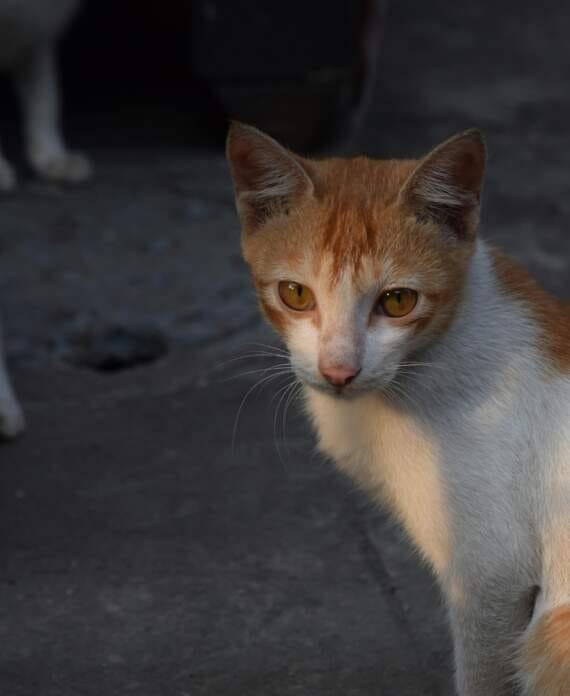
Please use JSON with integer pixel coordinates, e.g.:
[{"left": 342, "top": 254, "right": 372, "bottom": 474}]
[{"left": 64, "top": 323, "right": 168, "bottom": 372}]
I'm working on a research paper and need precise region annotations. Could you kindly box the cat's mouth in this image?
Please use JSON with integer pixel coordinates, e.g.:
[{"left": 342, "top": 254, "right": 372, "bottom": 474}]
[
  {"left": 292, "top": 361, "right": 390, "bottom": 399},
  {"left": 299, "top": 367, "right": 400, "bottom": 400},
  {"left": 330, "top": 386, "right": 363, "bottom": 400},
  {"left": 304, "top": 376, "right": 368, "bottom": 400}
]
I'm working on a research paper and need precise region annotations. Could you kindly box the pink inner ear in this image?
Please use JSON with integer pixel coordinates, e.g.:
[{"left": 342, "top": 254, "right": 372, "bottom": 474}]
[
  {"left": 411, "top": 130, "right": 486, "bottom": 202},
  {"left": 228, "top": 136, "right": 265, "bottom": 193},
  {"left": 227, "top": 123, "right": 289, "bottom": 196},
  {"left": 399, "top": 130, "right": 486, "bottom": 239},
  {"left": 227, "top": 124, "right": 314, "bottom": 231},
  {"left": 449, "top": 144, "right": 485, "bottom": 198}
]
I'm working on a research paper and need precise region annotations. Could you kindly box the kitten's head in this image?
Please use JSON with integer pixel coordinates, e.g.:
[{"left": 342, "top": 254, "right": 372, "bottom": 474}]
[{"left": 226, "top": 123, "right": 486, "bottom": 397}]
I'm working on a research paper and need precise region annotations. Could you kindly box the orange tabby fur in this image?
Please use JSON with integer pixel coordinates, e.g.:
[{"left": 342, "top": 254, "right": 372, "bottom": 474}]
[
  {"left": 491, "top": 250, "right": 570, "bottom": 371},
  {"left": 522, "top": 606, "right": 570, "bottom": 694},
  {"left": 238, "top": 149, "right": 476, "bottom": 347}
]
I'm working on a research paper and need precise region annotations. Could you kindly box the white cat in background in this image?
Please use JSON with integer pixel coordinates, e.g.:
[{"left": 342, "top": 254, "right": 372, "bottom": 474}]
[
  {"left": 0, "top": 0, "right": 92, "bottom": 190},
  {"left": 0, "top": 0, "right": 89, "bottom": 436}
]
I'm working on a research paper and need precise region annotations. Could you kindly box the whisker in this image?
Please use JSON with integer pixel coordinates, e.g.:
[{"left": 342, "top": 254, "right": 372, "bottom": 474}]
[
  {"left": 246, "top": 341, "right": 289, "bottom": 354},
  {"left": 281, "top": 379, "right": 303, "bottom": 452},
  {"left": 271, "top": 378, "right": 295, "bottom": 405},
  {"left": 222, "top": 363, "right": 292, "bottom": 382},
  {"left": 395, "top": 369, "right": 430, "bottom": 379},
  {"left": 398, "top": 361, "right": 441, "bottom": 370},
  {"left": 385, "top": 380, "right": 423, "bottom": 411},
  {"left": 238, "top": 343, "right": 289, "bottom": 359},
  {"left": 211, "top": 351, "right": 289, "bottom": 372},
  {"left": 273, "top": 379, "right": 298, "bottom": 466},
  {"left": 280, "top": 379, "right": 299, "bottom": 435},
  {"left": 231, "top": 371, "right": 291, "bottom": 452}
]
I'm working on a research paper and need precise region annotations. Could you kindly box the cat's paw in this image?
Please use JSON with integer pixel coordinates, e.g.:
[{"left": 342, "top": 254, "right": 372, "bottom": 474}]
[
  {"left": 0, "top": 397, "right": 25, "bottom": 440},
  {"left": 32, "top": 150, "right": 93, "bottom": 185},
  {"left": 0, "top": 158, "right": 17, "bottom": 193}
]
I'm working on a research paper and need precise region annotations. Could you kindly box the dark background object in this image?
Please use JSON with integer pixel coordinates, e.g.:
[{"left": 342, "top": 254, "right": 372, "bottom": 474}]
[
  {"left": 64, "top": 2, "right": 193, "bottom": 104},
  {"left": 59, "top": 0, "right": 382, "bottom": 151},
  {"left": 190, "top": 0, "right": 383, "bottom": 149}
]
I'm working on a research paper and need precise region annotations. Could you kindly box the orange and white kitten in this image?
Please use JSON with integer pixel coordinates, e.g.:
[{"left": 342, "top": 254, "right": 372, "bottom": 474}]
[
  {"left": 0, "top": 0, "right": 91, "bottom": 190},
  {"left": 227, "top": 123, "right": 570, "bottom": 695}
]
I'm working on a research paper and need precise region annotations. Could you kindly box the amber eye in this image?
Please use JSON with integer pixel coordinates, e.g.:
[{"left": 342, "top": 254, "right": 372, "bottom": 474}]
[
  {"left": 377, "top": 288, "right": 418, "bottom": 318},
  {"left": 278, "top": 281, "right": 315, "bottom": 311}
]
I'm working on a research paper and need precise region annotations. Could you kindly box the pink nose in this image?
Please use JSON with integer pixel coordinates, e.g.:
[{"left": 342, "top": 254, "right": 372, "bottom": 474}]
[{"left": 319, "top": 364, "right": 361, "bottom": 387}]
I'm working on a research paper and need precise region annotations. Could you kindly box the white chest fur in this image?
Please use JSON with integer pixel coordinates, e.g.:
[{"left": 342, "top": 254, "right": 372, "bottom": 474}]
[{"left": 306, "top": 389, "right": 451, "bottom": 575}]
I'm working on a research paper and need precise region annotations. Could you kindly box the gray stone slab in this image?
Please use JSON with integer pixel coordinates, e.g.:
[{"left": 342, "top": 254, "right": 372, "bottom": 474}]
[{"left": 0, "top": 359, "right": 451, "bottom": 695}]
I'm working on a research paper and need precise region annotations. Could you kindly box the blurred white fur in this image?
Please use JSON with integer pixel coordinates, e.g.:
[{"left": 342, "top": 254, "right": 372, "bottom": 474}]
[
  {"left": 0, "top": 0, "right": 92, "bottom": 190},
  {"left": 0, "top": 319, "right": 24, "bottom": 438},
  {"left": 0, "top": 0, "right": 92, "bottom": 436}
]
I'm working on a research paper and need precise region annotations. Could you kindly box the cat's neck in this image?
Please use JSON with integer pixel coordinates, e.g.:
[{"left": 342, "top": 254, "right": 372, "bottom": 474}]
[{"left": 304, "top": 240, "right": 548, "bottom": 579}]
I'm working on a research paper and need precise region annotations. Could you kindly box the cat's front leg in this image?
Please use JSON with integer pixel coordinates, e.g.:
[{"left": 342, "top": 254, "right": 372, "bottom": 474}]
[
  {"left": 0, "top": 142, "right": 16, "bottom": 192},
  {"left": 12, "top": 43, "right": 92, "bottom": 185},
  {"left": 0, "top": 321, "right": 24, "bottom": 439},
  {"left": 448, "top": 582, "right": 530, "bottom": 696}
]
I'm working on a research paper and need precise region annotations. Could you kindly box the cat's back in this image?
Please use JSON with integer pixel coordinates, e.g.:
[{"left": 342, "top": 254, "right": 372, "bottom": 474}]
[{"left": 0, "top": 0, "right": 80, "bottom": 66}]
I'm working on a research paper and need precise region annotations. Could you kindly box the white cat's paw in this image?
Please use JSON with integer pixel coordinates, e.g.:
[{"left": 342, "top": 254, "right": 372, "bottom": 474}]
[
  {"left": 32, "top": 150, "right": 93, "bottom": 185},
  {"left": 0, "top": 397, "right": 25, "bottom": 440},
  {"left": 0, "top": 158, "right": 17, "bottom": 193}
]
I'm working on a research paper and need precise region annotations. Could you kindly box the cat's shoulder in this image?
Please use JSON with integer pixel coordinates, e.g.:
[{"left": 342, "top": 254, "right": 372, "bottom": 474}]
[{"left": 488, "top": 244, "right": 570, "bottom": 374}]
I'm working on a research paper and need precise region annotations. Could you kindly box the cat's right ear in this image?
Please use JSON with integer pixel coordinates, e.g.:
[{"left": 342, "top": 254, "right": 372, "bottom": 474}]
[
  {"left": 226, "top": 122, "right": 314, "bottom": 232},
  {"left": 399, "top": 129, "right": 486, "bottom": 240}
]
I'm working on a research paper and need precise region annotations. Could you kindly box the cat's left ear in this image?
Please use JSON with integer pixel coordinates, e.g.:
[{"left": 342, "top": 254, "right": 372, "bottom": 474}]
[
  {"left": 226, "top": 122, "right": 314, "bottom": 232},
  {"left": 399, "top": 129, "right": 486, "bottom": 239}
]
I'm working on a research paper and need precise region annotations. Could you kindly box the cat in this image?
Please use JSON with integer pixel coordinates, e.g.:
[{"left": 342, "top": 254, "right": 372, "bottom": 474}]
[
  {"left": 0, "top": 0, "right": 91, "bottom": 190},
  {"left": 0, "top": 318, "right": 24, "bottom": 438},
  {"left": 226, "top": 122, "right": 570, "bottom": 695}
]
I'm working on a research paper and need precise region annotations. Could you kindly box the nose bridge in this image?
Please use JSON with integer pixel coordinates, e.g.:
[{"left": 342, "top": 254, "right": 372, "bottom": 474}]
[
  {"left": 321, "top": 320, "right": 353, "bottom": 358},
  {"left": 317, "top": 271, "right": 363, "bottom": 369},
  {"left": 320, "top": 311, "right": 361, "bottom": 370}
]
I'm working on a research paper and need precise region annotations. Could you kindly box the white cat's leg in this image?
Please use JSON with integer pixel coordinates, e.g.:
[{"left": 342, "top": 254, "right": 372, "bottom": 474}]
[
  {"left": 448, "top": 585, "right": 531, "bottom": 696},
  {"left": 0, "top": 321, "right": 25, "bottom": 439},
  {"left": 12, "top": 43, "right": 92, "bottom": 184},
  {"left": 0, "top": 139, "right": 17, "bottom": 192}
]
